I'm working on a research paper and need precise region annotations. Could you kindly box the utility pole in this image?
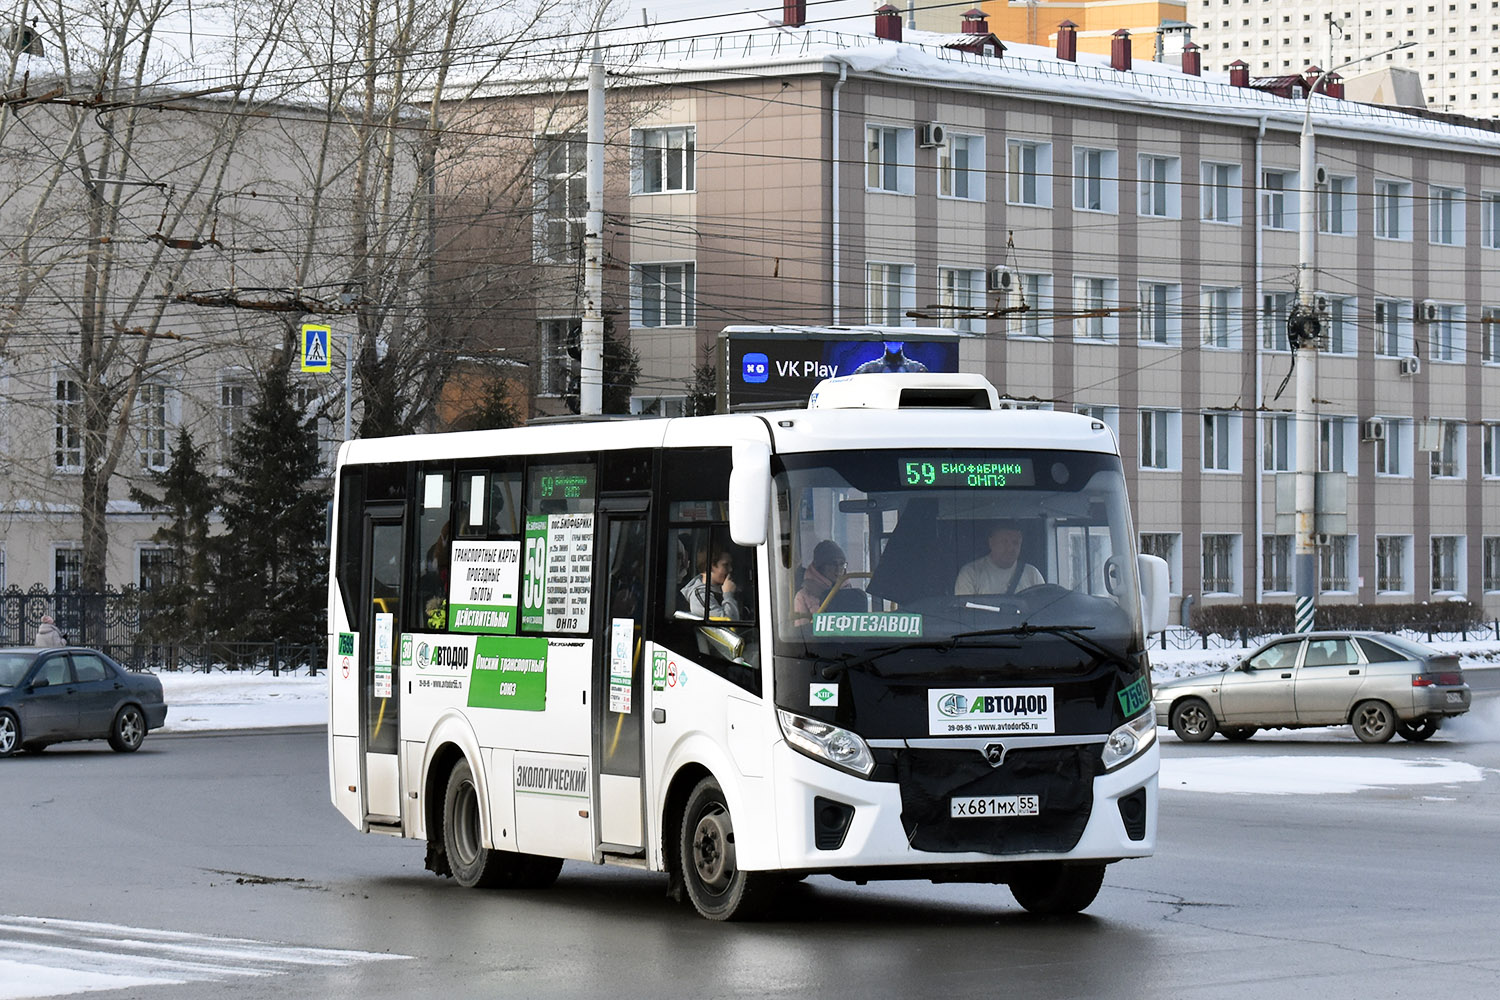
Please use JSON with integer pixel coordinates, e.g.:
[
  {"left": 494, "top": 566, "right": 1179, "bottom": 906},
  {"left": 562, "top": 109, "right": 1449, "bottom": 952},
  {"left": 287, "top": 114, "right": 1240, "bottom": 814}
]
[{"left": 579, "top": 44, "right": 605, "bottom": 416}]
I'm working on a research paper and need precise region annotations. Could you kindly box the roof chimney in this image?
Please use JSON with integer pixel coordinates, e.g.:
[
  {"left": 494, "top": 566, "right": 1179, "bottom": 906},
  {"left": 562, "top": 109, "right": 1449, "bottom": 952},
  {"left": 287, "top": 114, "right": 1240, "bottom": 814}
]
[
  {"left": 1182, "top": 40, "right": 1201, "bottom": 77},
  {"left": 1325, "top": 72, "right": 1345, "bottom": 99},
  {"left": 1229, "top": 59, "right": 1249, "bottom": 87},
  {"left": 875, "top": 4, "right": 902, "bottom": 42},
  {"left": 962, "top": 7, "right": 989, "bottom": 34},
  {"left": 783, "top": 0, "right": 806, "bottom": 28},
  {"left": 1110, "top": 28, "right": 1132, "bottom": 71},
  {"left": 1057, "top": 20, "right": 1078, "bottom": 62}
]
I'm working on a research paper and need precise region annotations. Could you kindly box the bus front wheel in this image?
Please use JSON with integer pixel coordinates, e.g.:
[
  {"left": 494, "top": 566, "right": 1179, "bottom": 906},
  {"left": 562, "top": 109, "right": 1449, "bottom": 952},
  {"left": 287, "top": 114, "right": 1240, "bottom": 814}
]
[
  {"left": 442, "top": 759, "right": 563, "bottom": 890},
  {"left": 679, "top": 776, "right": 776, "bottom": 921},
  {"left": 1008, "top": 862, "right": 1106, "bottom": 915}
]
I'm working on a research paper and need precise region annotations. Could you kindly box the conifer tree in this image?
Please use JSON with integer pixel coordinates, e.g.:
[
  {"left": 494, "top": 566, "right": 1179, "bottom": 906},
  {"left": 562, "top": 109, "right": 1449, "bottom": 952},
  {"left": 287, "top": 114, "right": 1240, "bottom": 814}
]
[{"left": 129, "top": 430, "right": 220, "bottom": 645}]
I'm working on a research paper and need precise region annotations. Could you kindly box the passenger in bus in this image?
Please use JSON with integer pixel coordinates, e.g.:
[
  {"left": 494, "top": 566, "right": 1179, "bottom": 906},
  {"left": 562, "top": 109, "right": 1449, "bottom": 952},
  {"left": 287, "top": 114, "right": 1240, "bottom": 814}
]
[
  {"left": 682, "top": 545, "right": 743, "bottom": 620},
  {"left": 794, "top": 541, "right": 849, "bottom": 616},
  {"left": 954, "top": 523, "right": 1043, "bottom": 596}
]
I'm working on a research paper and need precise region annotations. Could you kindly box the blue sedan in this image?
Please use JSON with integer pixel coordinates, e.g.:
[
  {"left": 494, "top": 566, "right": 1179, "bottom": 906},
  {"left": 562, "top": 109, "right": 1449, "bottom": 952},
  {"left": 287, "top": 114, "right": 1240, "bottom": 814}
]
[{"left": 0, "top": 647, "right": 168, "bottom": 756}]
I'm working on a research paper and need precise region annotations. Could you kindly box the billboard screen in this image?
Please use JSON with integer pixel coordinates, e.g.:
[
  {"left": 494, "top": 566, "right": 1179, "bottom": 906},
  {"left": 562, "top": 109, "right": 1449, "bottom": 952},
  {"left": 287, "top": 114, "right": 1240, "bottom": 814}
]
[{"left": 725, "top": 333, "right": 961, "bottom": 408}]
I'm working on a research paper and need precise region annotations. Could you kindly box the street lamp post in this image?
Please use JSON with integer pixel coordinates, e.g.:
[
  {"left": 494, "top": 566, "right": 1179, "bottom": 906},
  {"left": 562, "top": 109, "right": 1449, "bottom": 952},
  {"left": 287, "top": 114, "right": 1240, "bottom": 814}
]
[{"left": 1291, "top": 40, "right": 1415, "bottom": 633}]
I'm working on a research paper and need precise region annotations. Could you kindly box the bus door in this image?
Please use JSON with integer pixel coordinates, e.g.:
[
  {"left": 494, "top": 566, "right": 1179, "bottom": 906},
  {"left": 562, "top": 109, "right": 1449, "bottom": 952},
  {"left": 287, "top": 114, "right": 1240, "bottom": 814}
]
[
  {"left": 360, "top": 503, "right": 405, "bottom": 825},
  {"left": 592, "top": 500, "right": 650, "bottom": 854}
]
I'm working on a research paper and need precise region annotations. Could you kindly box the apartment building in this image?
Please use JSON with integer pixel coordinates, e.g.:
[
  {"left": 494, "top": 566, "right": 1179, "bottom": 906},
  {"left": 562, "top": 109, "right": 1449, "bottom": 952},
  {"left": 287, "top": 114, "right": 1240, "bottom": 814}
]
[{"left": 494, "top": 4, "right": 1500, "bottom": 618}]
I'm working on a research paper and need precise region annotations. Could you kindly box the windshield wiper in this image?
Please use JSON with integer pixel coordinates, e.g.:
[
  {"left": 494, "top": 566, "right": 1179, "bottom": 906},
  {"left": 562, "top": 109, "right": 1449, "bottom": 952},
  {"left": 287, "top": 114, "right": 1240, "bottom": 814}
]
[
  {"left": 947, "top": 624, "right": 1120, "bottom": 664},
  {"left": 817, "top": 635, "right": 1022, "bottom": 680}
]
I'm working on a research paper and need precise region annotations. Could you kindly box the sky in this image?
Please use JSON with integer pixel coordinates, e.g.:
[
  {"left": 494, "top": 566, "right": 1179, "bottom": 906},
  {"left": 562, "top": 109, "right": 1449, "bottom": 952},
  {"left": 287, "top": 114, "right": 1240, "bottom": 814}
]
[{"left": 149, "top": 640, "right": 1500, "bottom": 797}]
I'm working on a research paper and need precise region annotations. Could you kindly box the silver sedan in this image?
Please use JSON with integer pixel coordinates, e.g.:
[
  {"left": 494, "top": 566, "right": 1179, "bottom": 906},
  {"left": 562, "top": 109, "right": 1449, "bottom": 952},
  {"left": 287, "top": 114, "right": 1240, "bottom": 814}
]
[{"left": 1153, "top": 631, "right": 1471, "bottom": 744}]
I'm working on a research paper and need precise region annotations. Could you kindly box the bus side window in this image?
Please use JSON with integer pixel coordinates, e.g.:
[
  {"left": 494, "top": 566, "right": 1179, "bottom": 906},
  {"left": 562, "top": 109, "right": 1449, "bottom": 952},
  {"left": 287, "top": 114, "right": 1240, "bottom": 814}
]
[
  {"left": 456, "top": 469, "right": 522, "bottom": 538},
  {"left": 416, "top": 470, "right": 452, "bottom": 631}
]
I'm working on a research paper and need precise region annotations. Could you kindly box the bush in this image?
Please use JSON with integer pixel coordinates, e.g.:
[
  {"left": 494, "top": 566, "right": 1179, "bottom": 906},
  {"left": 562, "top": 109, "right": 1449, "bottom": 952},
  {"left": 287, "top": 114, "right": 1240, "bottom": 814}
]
[{"left": 1191, "top": 600, "right": 1484, "bottom": 639}]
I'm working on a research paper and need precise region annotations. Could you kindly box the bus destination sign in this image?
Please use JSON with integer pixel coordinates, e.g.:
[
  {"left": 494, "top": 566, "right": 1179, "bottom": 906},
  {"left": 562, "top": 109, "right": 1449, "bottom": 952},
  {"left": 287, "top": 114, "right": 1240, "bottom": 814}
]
[{"left": 901, "top": 457, "right": 1035, "bottom": 489}]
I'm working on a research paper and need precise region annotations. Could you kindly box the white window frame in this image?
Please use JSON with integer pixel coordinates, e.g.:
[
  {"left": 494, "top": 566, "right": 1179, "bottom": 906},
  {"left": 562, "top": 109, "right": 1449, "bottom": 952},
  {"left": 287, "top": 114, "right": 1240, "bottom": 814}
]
[
  {"left": 537, "top": 317, "right": 579, "bottom": 398},
  {"left": 1074, "top": 403, "right": 1120, "bottom": 442},
  {"left": 1072, "top": 146, "right": 1117, "bottom": 213},
  {"left": 1430, "top": 303, "right": 1466, "bottom": 363},
  {"left": 1261, "top": 290, "right": 1292, "bottom": 352},
  {"left": 1262, "top": 413, "right": 1294, "bottom": 472},
  {"left": 1375, "top": 417, "right": 1413, "bottom": 477},
  {"left": 1376, "top": 534, "right": 1412, "bottom": 593},
  {"left": 1484, "top": 536, "right": 1500, "bottom": 592},
  {"left": 1139, "top": 409, "right": 1182, "bottom": 471},
  {"left": 1008, "top": 273, "right": 1052, "bottom": 339},
  {"left": 867, "top": 124, "right": 915, "bottom": 195},
  {"left": 217, "top": 372, "right": 252, "bottom": 467},
  {"left": 1202, "top": 286, "right": 1241, "bottom": 349},
  {"left": 1431, "top": 535, "right": 1465, "bottom": 594},
  {"left": 54, "top": 376, "right": 83, "bottom": 472},
  {"left": 938, "top": 133, "right": 985, "bottom": 201},
  {"left": 136, "top": 381, "right": 174, "bottom": 473},
  {"left": 1481, "top": 306, "right": 1500, "bottom": 364},
  {"left": 1428, "top": 184, "right": 1464, "bottom": 246},
  {"left": 865, "top": 262, "right": 915, "bottom": 327},
  {"left": 633, "top": 262, "right": 696, "bottom": 328},
  {"left": 937, "top": 266, "right": 986, "bottom": 334},
  {"left": 1324, "top": 295, "right": 1357, "bottom": 355},
  {"left": 1201, "top": 161, "right": 1241, "bottom": 225},
  {"left": 1318, "top": 415, "right": 1355, "bottom": 474},
  {"left": 1007, "top": 139, "right": 1052, "bottom": 207},
  {"left": 1429, "top": 419, "right": 1465, "bottom": 478},
  {"left": 1483, "top": 422, "right": 1500, "bottom": 478},
  {"left": 1261, "top": 168, "right": 1297, "bottom": 230},
  {"left": 1318, "top": 173, "right": 1356, "bottom": 235},
  {"left": 1137, "top": 281, "right": 1181, "bottom": 346},
  {"left": 1376, "top": 179, "right": 1413, "bottom": 240},
  {"left": 633, "top": 126, "right": 695, "bottom": 194},
  {"left": 1262, "top": 533, "right": 1293, "bottom": 594},
  {"left": 535, "top": 133, "right": 586, "bottom": 263},
  {"left": 1374, "top": 299, "right": 1413, "bottom": 357},
  {"left": 1137, "top": 153, "right": 1181, "bottom": 218},
  {"left": 1201, "top": 533, "right": 1242, "bottom": 596},
  {"left": 1319, "top": 534, "right": 1355, "bottom": 594},
  {"left": 1202, "top": 410, "right": 1240, "bottom": 472},
  {"left": 1482, "top": 191, "right": 1500, "bottom": 250},
  {"left": 1073, "top": 275, "right": 1118, "bottom": 342},
  {"left": 1139, "top": 531, "right": 1182, "bottom": 595},
  {"left": 137, "top": 543, "right": 177, "bottom": 592}
]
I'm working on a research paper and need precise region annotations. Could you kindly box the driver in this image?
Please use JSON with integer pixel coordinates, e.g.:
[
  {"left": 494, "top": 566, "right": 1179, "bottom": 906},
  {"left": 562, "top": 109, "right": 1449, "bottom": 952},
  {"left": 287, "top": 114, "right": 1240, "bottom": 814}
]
[{"left": 955, "top": 523, "right": 1043, "bottom": 596}]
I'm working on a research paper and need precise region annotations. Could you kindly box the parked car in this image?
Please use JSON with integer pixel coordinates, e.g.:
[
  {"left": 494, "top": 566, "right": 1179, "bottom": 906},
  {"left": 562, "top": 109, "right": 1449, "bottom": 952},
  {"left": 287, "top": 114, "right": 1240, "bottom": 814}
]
[
  {"left": 1153, "top": 631, "right": 1471, "bottom": 744},
  {"left": 0, "top": 647, "right": 168, "bottom": 756}
]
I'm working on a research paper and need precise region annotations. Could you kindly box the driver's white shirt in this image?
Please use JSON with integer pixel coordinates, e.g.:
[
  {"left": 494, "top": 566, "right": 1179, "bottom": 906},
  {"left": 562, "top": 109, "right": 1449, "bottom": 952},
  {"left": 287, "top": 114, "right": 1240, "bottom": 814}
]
[{"left": 954, "top": 558, "right": 1044, "bottom": 596}]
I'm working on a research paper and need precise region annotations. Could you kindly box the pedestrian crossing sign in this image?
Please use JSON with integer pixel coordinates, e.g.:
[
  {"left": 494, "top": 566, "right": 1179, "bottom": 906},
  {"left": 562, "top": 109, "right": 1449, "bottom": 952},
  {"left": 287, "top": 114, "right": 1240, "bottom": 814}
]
[{"left": 301, "top": 324, "right": 332, "bottom": 373}]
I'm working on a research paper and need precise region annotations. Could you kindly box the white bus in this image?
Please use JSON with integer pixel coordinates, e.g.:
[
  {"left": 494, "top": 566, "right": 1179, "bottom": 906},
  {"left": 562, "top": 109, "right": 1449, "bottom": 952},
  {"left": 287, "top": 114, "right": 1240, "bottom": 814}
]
[{"left": 327, "top": 372, "right": 1169, "bottom": 920}]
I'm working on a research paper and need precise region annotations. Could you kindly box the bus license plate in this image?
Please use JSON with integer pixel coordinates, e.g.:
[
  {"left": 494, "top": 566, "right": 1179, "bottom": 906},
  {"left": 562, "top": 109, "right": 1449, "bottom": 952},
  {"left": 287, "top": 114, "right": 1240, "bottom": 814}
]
[{"left": 950, "top": 795, "right": 1039, "bottom": 818}]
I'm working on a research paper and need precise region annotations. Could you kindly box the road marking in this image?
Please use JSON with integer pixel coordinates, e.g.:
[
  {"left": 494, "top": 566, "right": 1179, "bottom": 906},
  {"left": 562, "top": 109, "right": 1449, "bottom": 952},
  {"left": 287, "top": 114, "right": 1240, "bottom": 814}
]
[{"left": 0, "top": 915, "right": 407, "bottom": 999}]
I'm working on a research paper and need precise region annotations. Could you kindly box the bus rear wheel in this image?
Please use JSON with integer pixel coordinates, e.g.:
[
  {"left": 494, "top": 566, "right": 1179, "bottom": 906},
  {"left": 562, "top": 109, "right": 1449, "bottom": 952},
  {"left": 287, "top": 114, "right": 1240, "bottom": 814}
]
[
  {"left": 1008, "top": 862, "right": 1107, "bottom": 915},
  {"left": 443, "top": 759, "right": 563, "bottom": 890},
  {"left": 679, "top": 776, "right": 776, "bottom": 921}
]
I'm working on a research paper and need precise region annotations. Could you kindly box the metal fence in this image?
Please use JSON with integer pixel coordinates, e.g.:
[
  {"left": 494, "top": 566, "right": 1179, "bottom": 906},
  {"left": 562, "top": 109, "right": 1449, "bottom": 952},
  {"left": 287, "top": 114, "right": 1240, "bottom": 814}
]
[
  {"left": 1153, "top": 621, "right": 1500, "bottom": 651},
  {"left": 0, "top": 586, "right": 320, "bottom": 673}
]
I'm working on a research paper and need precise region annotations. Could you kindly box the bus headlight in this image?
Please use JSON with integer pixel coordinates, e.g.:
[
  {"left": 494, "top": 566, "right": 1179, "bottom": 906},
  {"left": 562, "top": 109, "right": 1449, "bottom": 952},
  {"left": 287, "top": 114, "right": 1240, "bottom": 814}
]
[
  {"left": 777, "top": 710, "right": 875, "bottom": 778},
  {"left": 1101, "top": 708, "right": 1157, "bottom": 771}
]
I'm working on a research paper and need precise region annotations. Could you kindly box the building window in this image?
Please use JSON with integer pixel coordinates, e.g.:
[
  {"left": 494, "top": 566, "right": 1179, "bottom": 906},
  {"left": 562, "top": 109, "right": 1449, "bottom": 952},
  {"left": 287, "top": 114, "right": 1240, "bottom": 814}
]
[
  {"left": 292, "top": 383, "right": 338, "bottom": 474},
  {"left": 218, "top": 377, "right": 251, "bottom": 465},
  {"left": 1262, "top": 534, "right": 1293, "bottom": 593},
  {"left": 1007, "top": 139, "right": 1052, "bottom": 207},
  {"left": 866, "top": 262, "right": 915, "bottom": 326},
  {"left": 1320, "top": 534, "right": 1353, "bottom": 592},
  {"left": 1319, "top": 174, "right": 1356, "bottom": 234},
  {"left": 867, "top": 125, "right": 915, "bottom": 195},
  {"left": 1375, "top": 417, "right": 1411, "bottom": 476},
  {"left": 939, "top": 134, "right": 985, "bottom": 200},
  {"left": 1202, "top": 411, "right": 1239, "bottom": 471},
  {"left": 1324, "top": 296, "right": 1356, "bottom": 355},
  {"left": 1430, "top": 303, "right": 1465, "bottom": 362},
  {"left": 1319, "top": 416, "right": 1353, "bottom": 473},
  {"left": 1481, "top": 191, "right": 1500, "bottom": 249},
  {"left": 54, "top": 378, "right": 82, "bottom": 471},
  {"left": 1375, "top": 179, "right": 1413, "bottom": 239},
  {"left": 1481, "top": 306, "right": 1500, "bottom": 362},
  {"left": 1261, "top": 169, "right": 1296, "bottom": 229},
  {"left": 54, "top": 545, "right": 83, "bottom": 592},
  {"left": 1429, "top": 185, "right": 1464, "bottom": 245},
  {"left": 1429, "top": 419, "right": 1464, "bottom": 477},
  {"left": 1138, "top": 281, "right": 1181, "bottom": 345},
  {"left": 1138, "top": 154, "right": 1181, "bottom": 218},
  {"left": 1073, "top": 276, "right": 1118, "bottom": 341},
  {"left": 1431, "top": 535, "right": 1463, "bottom": 592},
  {"left": 1075, "top": 403, "right": 1120, "bottom": 441},
  {"left": 1374, "top": 299, "right": 1412, "bottom": 357},
  {"left": 1202, "top": 286, "right": 1241, "bottom": 349},
  {"left": 138, "top": 546, "right": 176, "bottom": 592},
  {"left": 1260, "top": 291, "right": 1292, "bottom": 351},
  {"left": 1484, "top": 423, "right": 1500, "bottom": 476},
  {"left": 1262, "top": 413, "right": 1293, "bottom": 472},
  {"left": 137, "top": 382, "right": 171, "bottom": 472},
  {"left": 536, "top": 134, "right": 585, "bottom": 262},
  {"left": 537, "top": 317, "right": 579, "bottom": 397},
  {"left": 1073, "top": 146, "right": 1117, "bottom": 212},
  {"left": 1484, "top": 536, "right": 1500, "bottom": 591},
  {"left": 938, "top": 267, "right": 985, "bottom": 333},
  {"left": 1202, "top": 533, "right": 1240, "bottom": 594},
  {"left": 1007, "top": 273, "right": 1052, "bottom": 338},
  {"left": 1139, "top": 409, "right": 1181, "bottom": 470},
  {"left": 1202, "top": 162, "right": 1241, "bottom": 224},
  {"left": 634, "top": 126, "right": 695, "bottom": 194},
  {"left": 634, "top": 262, "right": 696, "bottom": 328},
  {"left": 1377, "top": 535, "right": 1411, "bottom": 592},
  {"left": 1139, "top": 531, "right": 1182, "bottom": 594}
]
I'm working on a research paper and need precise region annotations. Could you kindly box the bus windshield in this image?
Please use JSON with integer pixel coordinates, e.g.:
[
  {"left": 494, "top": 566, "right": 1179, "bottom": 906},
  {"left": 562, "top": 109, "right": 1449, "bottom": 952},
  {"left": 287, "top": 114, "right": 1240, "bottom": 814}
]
[{"left": 771, "top": 448, "right": 1144, "bottom": 662}]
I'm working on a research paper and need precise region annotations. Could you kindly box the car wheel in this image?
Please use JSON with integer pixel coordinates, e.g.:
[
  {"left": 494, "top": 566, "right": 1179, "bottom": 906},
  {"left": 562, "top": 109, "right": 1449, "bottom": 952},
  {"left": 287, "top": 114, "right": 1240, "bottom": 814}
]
[
  {"left": 1170, "top": 699, "right": 1217, "bottom": 742},
  {"left": 1221, "top": 726, "right": 1258, "bottom": 742},
  {"left": 680, "top": 776, "right": 777, "bottom": 921},
  {"left": 441, "top": 759, "right": 562, "bottom": 889},
  {"left": 1009, "top": 862, "right": 1107, "bottom": 915},
  {"left": 1396, "top": 717, "right": 1439, "bottom": 742},
  {"left": 1351, "top": 700, "right": 1397, "bottom": 744},
  {"left": 108, "top": 705, "right": 147, "bottom": 752},
  {"left": 0, "top": 710, "right": 19, "bottom": 758}
]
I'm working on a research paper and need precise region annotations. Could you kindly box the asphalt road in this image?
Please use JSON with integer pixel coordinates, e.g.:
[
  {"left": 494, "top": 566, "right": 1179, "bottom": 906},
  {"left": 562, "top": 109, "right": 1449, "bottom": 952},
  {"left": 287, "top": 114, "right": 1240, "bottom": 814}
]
[{"left": 2, "top": 714, "right": 1498, "bottom": 999}]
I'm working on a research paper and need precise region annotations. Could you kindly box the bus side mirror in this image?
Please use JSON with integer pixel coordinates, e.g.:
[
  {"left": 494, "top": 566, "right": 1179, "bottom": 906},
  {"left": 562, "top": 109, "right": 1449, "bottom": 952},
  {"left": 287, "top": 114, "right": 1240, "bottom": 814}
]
[
  {"left": 1137, "top": 553, "right": 1169, "bottom": 636},
  {"left": 729, "top": 439, "right": 770, "bottom": 547}
]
